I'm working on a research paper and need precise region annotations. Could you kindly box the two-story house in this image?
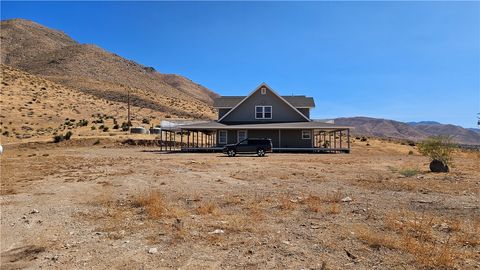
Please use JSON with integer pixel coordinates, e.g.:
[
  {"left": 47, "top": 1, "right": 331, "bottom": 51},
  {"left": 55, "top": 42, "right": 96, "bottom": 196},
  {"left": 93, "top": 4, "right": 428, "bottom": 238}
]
[{"left": 178, "top": 83, "right": 351, "bottom": 153}]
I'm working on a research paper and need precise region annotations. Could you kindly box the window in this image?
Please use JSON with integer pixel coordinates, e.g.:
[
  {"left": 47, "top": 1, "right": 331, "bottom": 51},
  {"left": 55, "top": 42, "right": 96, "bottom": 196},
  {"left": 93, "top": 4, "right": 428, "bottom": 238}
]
[
  {"left": 261, "top": 87, "right": 267, "bottom": 95},
  {"left": 237, "top": 130, "right": 247, "bottom": 142},
  {"left": 302, "top": 130, "right": 311, "bottom": 140},
  {"left": 219, "top": 130, "right": 227, "bottom": 144},
  {"left": 255, "top": 106, "right": 272, "bottom": 119}
]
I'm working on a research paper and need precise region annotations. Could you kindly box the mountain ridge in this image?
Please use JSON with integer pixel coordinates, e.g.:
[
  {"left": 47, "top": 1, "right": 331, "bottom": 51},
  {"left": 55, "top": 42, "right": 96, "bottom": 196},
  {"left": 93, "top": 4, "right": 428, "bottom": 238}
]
[
  {"left": 0, "top": 18, "right": 218, "bottom": 107},
  {"left": 335, "top": 116, "right": 480, "bottom": 145}
]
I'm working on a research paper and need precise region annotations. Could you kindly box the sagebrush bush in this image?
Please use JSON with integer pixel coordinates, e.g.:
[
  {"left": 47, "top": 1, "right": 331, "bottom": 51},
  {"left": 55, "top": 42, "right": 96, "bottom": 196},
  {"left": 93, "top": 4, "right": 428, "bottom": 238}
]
[{"left": 418, "top": 136, "right": 456, "bottom": 166}]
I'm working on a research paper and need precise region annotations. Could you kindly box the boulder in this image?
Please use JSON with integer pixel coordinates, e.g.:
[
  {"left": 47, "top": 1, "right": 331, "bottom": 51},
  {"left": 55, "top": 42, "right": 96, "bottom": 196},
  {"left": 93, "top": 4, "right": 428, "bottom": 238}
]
[{"left": 430, "top": 160, "right": 449, "bottom": 173}]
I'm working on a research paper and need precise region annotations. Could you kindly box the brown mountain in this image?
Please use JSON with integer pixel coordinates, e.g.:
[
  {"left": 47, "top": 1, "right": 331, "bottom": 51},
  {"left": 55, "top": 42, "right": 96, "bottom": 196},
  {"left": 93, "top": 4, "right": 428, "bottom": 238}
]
[
  {"left": 0, "top": 18, "right": 218, "bottom": 109},
  {"left": 335, "top": 117, "right": 480, "bottom": 145}
]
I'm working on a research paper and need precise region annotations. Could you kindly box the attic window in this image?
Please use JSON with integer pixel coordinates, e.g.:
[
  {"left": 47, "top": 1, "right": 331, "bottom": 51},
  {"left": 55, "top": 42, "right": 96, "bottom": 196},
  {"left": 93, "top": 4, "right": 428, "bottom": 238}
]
[{"left": 261, "top": 87, "right": 266, "bottom": 95}]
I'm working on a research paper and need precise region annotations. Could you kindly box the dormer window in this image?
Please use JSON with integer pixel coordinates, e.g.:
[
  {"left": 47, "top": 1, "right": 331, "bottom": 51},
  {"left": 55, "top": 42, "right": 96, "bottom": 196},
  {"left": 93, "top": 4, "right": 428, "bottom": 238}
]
[
  {"left": 255, "top": 106, "right": 272, "bottom": 119},
  {"left": 261, "top": 87, "right": 266, "bottom": 95}
]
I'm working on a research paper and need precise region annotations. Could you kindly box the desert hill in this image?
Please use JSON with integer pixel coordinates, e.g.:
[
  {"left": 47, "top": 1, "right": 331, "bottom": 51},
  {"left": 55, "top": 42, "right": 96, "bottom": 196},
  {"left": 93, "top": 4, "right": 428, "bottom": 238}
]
[
  {"left": 335, "top": 117, "right": 480, "bottom": 145},
  {"left": 0, "top": 65, "right": 214, "bottom": 143},
  {"left": 0, "top": 18, "right": 218, "bottom": 106}
]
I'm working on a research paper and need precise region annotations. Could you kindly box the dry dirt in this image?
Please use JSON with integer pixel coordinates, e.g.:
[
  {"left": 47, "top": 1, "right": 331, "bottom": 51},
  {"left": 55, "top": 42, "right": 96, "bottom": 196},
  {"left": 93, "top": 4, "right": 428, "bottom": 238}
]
[{"left": 1, "top": 139, "right": 479, "bottom": 269}]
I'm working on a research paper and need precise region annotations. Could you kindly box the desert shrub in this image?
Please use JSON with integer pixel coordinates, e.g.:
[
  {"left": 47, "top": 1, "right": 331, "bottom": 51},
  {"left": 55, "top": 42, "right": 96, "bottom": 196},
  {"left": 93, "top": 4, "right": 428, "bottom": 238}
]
[
  {"left": 360, "top": 137, "right": 368, "bottom": 142},
  {"left": 102, "top": 127, "right": 109, "bottom": 132},
  {"left": 77, "top": 119, "right": 88, "bottom": 127},
  {"left": 398, "top": 168, "right": 419, "bottom": 177},
  {"left": 53, "top": 131, "right": 73, "bottom": 143},
  {"left": 91, "top": 126, "right": 96, "bottom": 130},
  {"left": 165, "top": 115, "right": 172, "bottom": 119},
  {"left": 2, "top": 131, "right": 9, "bottom": 136},
  {"left": 113, "top": 124, "right": 119, "bottom": 129},
  {"left": 142, "top": 118, "right": 150, "bottom": 124},
  {"left": 408, "top": 150, "right": 414, "bottom": 155},
  {"left": 53, "top": 135, "right": 64, "bottom": 143},
  {"left": 64, "top": 131, "right": 73, "bottom": 140},
  {"left": 93, "top": 139, "right": 100, "bottom": 145},
  {"left": 418, "top": 136, "right": 456, "bottom": 166},
  {"left": 407, "top": 140, "right": 416, "bottom": 147},
  {"left": 121, "top": 122, "right": 130, "bottom": 131}
]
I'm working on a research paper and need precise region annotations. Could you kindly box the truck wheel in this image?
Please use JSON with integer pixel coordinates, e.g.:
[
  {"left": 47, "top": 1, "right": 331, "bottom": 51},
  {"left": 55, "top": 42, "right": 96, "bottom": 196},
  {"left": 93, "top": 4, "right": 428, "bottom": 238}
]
[
  {"left": 256, "top": 148, "right": 265, "bottom": 157},
  {"left": 227, "top": 149, "right": 236, "bottom": 157}
]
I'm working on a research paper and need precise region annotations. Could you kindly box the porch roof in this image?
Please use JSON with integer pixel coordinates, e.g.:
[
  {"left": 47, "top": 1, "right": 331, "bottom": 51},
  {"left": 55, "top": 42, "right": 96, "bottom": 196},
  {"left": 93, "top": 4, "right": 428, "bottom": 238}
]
[{"left": 178, "top": 121, "right": 352, "bottom": 131}]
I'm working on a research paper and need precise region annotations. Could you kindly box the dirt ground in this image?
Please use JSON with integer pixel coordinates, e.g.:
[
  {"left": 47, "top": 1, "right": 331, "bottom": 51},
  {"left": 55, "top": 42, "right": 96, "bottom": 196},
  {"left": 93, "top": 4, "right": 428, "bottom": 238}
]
[{"left": 1, "top": 139, "right": 479, "bottom": 269}]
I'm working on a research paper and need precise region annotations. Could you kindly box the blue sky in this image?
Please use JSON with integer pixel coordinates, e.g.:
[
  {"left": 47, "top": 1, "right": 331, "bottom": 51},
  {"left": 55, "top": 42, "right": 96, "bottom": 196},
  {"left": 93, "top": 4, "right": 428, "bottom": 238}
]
[{"left": 2, "top": 1, "right": 479, "bottom": 128}]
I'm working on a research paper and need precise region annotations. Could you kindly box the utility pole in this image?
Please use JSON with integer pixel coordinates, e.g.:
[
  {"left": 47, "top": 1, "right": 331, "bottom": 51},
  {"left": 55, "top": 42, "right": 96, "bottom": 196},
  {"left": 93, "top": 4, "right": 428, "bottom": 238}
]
[{"left": 127, "top": 87, "right": 131, "bottom": 126}]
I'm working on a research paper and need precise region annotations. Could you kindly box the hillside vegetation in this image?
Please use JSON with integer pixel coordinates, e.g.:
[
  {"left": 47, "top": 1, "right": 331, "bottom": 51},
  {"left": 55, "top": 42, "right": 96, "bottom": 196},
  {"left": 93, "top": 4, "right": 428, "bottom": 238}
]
[{"left": 0, "top": 65, "right": 214, "bottom": 143}]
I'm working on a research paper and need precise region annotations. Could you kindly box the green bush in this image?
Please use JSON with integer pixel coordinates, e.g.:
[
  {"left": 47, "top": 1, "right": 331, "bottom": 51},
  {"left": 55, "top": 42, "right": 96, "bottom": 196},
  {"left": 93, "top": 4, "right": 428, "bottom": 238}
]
[{"left": 418, "top": 136, "right": 456, "bottom": 166}]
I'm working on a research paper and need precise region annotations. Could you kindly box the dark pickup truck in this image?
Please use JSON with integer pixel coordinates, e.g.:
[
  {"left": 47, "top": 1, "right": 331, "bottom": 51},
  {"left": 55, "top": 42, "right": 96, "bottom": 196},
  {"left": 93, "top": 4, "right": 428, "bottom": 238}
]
[{"left": 223, "top": 138, "right": 273, "bottom": 157}]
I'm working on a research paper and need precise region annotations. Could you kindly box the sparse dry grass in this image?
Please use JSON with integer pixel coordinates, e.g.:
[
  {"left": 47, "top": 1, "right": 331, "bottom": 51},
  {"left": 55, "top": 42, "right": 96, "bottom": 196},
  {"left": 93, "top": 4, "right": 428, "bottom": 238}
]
[
  {"left": 132, "top": 189, "right": 167, "bottom": 219},
  {"left": 356, "top": 209, "right": 477, "bottom": 269},
  {"left": 302, "top": 192, "right": 343, "bottom": 214},
  {"left": 196, "top": 201, "right": 219, "bottom": 215}
]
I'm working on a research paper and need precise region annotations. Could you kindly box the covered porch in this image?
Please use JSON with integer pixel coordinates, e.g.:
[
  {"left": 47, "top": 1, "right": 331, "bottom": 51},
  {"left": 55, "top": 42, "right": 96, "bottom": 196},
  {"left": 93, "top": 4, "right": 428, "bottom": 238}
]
[{"left": 169, "top": 121, "right": 352, "bottom": 153}]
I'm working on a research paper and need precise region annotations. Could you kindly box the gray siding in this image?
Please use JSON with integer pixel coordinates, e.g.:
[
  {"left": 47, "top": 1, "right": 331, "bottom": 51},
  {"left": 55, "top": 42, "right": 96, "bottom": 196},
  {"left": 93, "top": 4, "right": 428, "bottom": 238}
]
[
  {"left": 297, "top": 108, "right": 310, "bottom": 118},
  {"left": 247, "top": 129, "right": 280, "bottom": 148},
  {"left": 280, "top": 129, "right": 312, "bottom": 148},
  {"left": 216, "top": 129, "right": 313, "bottom": 148},
  {"left": 218, "top": 108, "right": 231, "bottom": 119},
  {"left": 220, "top": 87, "right": 308, "bottom": 123}
]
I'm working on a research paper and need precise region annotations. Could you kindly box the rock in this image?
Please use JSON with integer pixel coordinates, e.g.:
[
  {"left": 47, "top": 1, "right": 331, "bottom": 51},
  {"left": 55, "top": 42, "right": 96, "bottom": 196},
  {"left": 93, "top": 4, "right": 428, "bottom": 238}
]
[
  {"left": 430, "top": 160, "right": 449, "bottom": 173},
  {"left": 282, "top": 240, "right": 290, "bottom": 245},
  {"left": 209, "top": 229, "right": 225, "bottom": 234},
  {"left": 30, "top": 209, "right": 39, "bottom": 214},
  {"left": 341, "top": 196, "right": 352, "bottom": 202},
  {"left": 148, "top": 247, "right": 158, "bottom": 254}
]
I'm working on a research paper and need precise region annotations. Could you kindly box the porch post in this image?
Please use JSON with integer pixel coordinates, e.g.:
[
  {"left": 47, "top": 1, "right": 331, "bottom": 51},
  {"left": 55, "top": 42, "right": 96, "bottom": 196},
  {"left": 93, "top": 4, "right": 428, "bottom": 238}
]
[
  {"left": 329, "top": 131, "right": 332, "bottom": 149},
  {"left": 160, "top": 129, "right": 163, "bottom": 151},
  {"left": 334, "top": 131, "right": 337, "bottom": 149},
  {"left": 339, "top": 130, "right": 342, "bottom": 149},
  {"left": 347, "top": 128, "right": 351, "bottom": 150},
  {"left": 180, "top": 129, "right": 183, "bottom": 150},
  {"left": 311, "top": 129, "right": 314, "bottom": 148}
]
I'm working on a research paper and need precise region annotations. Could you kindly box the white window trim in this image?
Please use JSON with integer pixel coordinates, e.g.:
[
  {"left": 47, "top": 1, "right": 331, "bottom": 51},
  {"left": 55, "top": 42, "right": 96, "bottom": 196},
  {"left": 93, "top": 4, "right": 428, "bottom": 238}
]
[
  {"left": 302, "top": 130, "right": 311, "bottom": 140},
  {"left": 255, "top": 106, "right": 273, "bottom": 119},
  {"left": 261, "top": 87, "right": 266, "bottom": 95},
  {"left": 237, "top": 130, "right": 248, "bottom": 142},
  {"left": 219, "top": 130, "right": 228, "bottom": 144}
]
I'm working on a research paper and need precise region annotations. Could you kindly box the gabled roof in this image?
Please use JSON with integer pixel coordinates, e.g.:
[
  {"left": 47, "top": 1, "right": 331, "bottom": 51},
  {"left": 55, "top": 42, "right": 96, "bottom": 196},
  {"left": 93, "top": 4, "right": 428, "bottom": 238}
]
[
  {"left": 218, "top": 83, "right": 311, "bottom": 122},
  {"left": 214, "top": 95, "right": 315, "bottom": 108}
]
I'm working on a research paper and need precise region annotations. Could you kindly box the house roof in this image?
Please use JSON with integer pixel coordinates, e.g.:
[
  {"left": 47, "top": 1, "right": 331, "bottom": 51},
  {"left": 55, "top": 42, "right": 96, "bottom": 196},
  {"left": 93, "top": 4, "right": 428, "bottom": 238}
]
[
  {"left": 217, "top": 83, "right": 311, "bottom": 122},
  {"left": 213, "top": 95, "right": 315, "bottom": 108},
  {"left": 176, "top": 121, "right": 352, "bottom": 131}
]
